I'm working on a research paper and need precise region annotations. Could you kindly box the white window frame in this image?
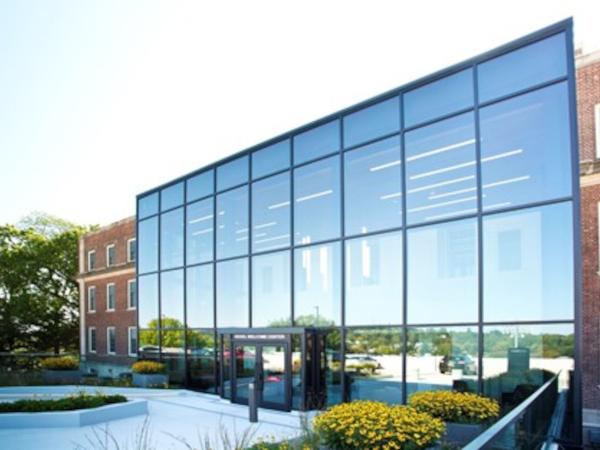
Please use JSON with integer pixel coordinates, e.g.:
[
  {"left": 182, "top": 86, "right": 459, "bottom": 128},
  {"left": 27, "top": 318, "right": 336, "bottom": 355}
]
[
  {"left": 88, "top": 327, "right": 96, "bottom": 353},
  {"left": 87, "top": 286, "right": 96, "bottom": 313},
  {"left": 128, "top": 327, "right": 137, "bottom": 357},
  {"left": 127, "top": 279, "right": 136, "bottom": 310},
  {"left": 106, "top": 283, "right": 116, "bottom": 311},
  {"left": 127, "top": 238, "right": 136, "bottom": 263},
  {"left": 595, "top": 104, "right": 600, "bottom": 159},
  {"left": 107, "top": 327, "right": 116, "bottom": 355},
  {"left": 106, "top": 244, "right": 116, "bottom": 267},
  {"left": 87, "top": 250, "right": 96, "bottom": 271}
]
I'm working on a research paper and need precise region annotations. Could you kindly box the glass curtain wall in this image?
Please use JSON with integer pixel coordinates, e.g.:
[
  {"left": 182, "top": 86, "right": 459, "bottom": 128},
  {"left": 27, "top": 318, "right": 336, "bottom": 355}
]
[{"left": 136, "top": 26, "right": 577, "bottom": 409}]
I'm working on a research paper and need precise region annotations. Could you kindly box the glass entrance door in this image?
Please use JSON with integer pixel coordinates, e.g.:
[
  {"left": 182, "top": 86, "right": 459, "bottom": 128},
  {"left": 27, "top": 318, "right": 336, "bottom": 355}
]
[{"left": 231, "top": 341, "right": 291, "bottom": 411}]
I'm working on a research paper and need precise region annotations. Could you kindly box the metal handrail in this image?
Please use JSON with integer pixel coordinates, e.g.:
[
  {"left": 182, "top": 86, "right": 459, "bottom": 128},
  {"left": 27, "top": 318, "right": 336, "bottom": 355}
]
[{"left": 463, "top": 372, "right": 560, "bottom": 450}]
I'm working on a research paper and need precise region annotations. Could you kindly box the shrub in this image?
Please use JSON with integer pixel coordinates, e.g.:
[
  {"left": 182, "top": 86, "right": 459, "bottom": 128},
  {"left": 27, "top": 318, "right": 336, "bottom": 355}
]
[
  {"left": 131, "top": 360, "right": 166, "bottom": 374},
  {"left": 40, "top": 356, "right": 79, "bottom": 371},
  {"left": 314, "top": 400, "right": 445, "bottom": 450},
  {"left": 0, "top": 392, "right": 127, "bottom": 413},
  {"left": 408, "top": 390, "right": 500, "bottom": 424}
]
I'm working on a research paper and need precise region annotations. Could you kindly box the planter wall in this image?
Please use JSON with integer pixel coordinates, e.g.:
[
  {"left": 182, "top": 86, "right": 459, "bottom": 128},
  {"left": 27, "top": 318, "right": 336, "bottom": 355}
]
[
  {"left": 132, "top": 373, "right": 168, "bottom": 387},
  {"left": 444, "top": 422, "right": 487, "bottom": 446},
  {"left": 42, "top": 369, "right": 81, "bottom": 384},
  {"left": 0, "top": 399, "right": 148, "bottom": 428}
]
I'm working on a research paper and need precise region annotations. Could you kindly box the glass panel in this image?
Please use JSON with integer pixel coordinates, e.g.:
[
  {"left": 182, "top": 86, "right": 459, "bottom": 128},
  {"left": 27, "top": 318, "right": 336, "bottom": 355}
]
[
  {"left": 161, "top": 182, "right": 184, "bottom": 211},
  {"left": 294, "top": 242, "right": 341, "bottom": 326},
  {"left": 478, "top": 33, "right": 567, "bottom": 102},
  {"left": 407, "top": 218, "right": 477, "bottom": 324},
  {"left": 484, "top": 202, "right": 573, "bottom": 322},
  {"left": 217, "top": 186, "right": 248, "bottom": 259},
  {"left": 187, "top": 198, "right": 214, "bottom": 264},
  {"left": 252, "top": 251, "right": 291, "bottom": 327},
  {"left": 138, "top": 274, "right": 158, "bottom": 329},
  {"left": 291, "top": 335, "right": 302, "bottom": 410},
  {"left": 161, "top": 269, "right": 184, "bottom": 327},
  {"left": 138, "top": 217, "right": 158, "bottom": 274},
  {"left": 343, "top": 97, "right": 400, "bottom": 148},
  {"left": 187, "top": 170, "right": 214, "bottom": 202},
  {"left": 325, "top": 329, "right": 342, "bottom": 406},
  {"left": 293, "top": 120, "right": 340, "bottom": 164},
  {"left": 404, "top": 69, "right": 474, "bottom": 128},
  {"left": 406, "top": 327, "right": 478, "bottom": 396},
  {"left": 483, "top": 324, "right": 574, "bottom": 409},
  {"left": 261, "top": 344, "right": 287, "bottom": 406},
  {"left": 294, "top": 156, "right": 340, "bottom": 245},
  {"left": 217, "top": 156, "right": 248, "bottom": 191},
  {"left": 217, "top": 258, "right": 249, "bottom": 327},
  {"left": 161, "top": 329, "right": 185, "bottom": 385},
  {"left": 187, "top": 330, "right": 216, "bottom": 392},
  {"left": 345, "top": 328, "right": 403, "bottom": 404},
  {"left": 344, "top": 136, "right": 402, "bottom": 234},
  {"left": 235, "top": 344, "right": 256, "bottom": 402},
  {"left": 138, "top": 329, "right": 159, "bottom": 359},
  {"left": 480, "top": 83, "right": 572, "bottom": 211},
  {"left": 252, "top": 139, "right": 290, "bottom": 179},
  {"left": 405, "top": 112, "right": 477, "bottom": 225},
  {"left": 186, "top": 264, "right": 214, "bottom": 328},
  {"left": 252, "top": 172, "right": 290, "bottom": 252},
  {"left": 160, "top": 208, "right": 184, "bottom": 269},
  {"left": 345, "top": 232, "right": 403, "bottom": 326},
  {"left": 138, "top": 192, "right": 158, "bottom": 219},
  {"left": 222, "top": 335, "right": 232, "bottom": 398}
]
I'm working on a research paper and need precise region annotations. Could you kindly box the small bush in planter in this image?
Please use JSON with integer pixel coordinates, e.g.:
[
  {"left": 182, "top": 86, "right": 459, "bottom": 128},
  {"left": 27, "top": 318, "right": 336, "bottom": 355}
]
[
  {"left": 40, "top": 356, "right": 79, "bottom": 371},
  {"left": 131, "top": 361, "right": 166, "bottom": 374},
  {"left": 408, "top": 390, "right": 500, "bottom": 424},
  {"left": 314, "top": 400, "right": 445, "bottom": 450},
  {"left": 0, "top": 392, "right": 127, "bottom": 413}
]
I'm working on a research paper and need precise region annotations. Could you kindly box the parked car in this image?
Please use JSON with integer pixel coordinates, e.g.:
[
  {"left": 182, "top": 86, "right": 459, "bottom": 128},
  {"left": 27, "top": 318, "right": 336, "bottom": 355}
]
[{"left": 439, "top": 354, "right": 476, "bottom": 375}]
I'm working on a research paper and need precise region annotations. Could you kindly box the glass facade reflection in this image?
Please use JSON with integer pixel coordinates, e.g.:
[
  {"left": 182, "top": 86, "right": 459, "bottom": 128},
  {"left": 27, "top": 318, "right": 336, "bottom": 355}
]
[{"left": 135, "top": 22, "right": 578, "bottom": 418}]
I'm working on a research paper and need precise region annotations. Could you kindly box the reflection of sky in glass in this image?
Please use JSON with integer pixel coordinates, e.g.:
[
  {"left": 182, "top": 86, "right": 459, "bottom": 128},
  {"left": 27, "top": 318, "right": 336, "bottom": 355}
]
[
  {"left": 187, "top": 170, "right": 213, "bottom": 202},
  {"left": 344, "top": 137, "right": 402, "bottom": 234},
  {"left": 187, "top": 198, "right": 213, "bottom": 264},
  {"left": 405, "top": 112, "right": 476, "bottom": 225},
  {"left": 293, "top": 120, "right": 340, "bottom": 164},
  {"left": 252, "top": 251, "right": 291, "bottom": 327},
  {"left": 160, "top": 208, "right": 184, "bottom": 269},
  {"left": 217, "top": 258, "right": 248, "bottom": 327},
  {"left": 217, "top": 186, "right": 248, "bottom": 259},
  {"left": 161, "top": 269, "right": 184, "bottom": 325},
  {"left": 343, "top": 97, "right": 400, "bottom": 148},
  {"left": 345, "top": 232, "right": 402, "bottom": 325},
  {"left": 480, "top": 83, "right": 571, "bottom": 211},
  {"left": 161, "top": 182, "right": 184, "bottom": 211},
  {"left": 186, "top": 264, "right": 213, "bottom": 328},
  {"left": 138, "top": 192, "right": 158, "bottom": 219},
  {"left": 252, "top": 140, "right": 290, "bottom": 179},
  {"left": 408, "top": 218, "right": 478, "bottom": 324},
  {"left": 484, "top": 202, "right": 573, "bottom": 321},
  {"left": 138, "top": 274, "right": 158, "bottom": 328},
  {"left": 294, "top": 242, "right": 341, "bottom": 326},
  {"left": 217, "top": 156, "right": 248, "bottom": 191},
  {"left": 138, "top": 216, "right": 158, "bottom": 274},
  {"left": 252, "top": 172, "right": 290, "bottom": 252},
  {"left": 294, "top": 156, "right": 340, "bottom": 245}
]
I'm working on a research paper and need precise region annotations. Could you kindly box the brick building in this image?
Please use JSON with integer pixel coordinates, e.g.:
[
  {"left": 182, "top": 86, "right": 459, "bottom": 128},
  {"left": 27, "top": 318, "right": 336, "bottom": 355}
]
[
  {"left": 78, "top": 217, "right": 137, "bottom": 377},
  {"left": 578, "top": 49, "right": 600, "bottom": 426}
]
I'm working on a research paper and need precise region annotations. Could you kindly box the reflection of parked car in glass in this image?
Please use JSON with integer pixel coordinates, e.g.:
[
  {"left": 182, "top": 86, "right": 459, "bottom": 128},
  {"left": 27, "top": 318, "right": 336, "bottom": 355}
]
[
  {"left": 439, "top": 354, "right": 476, "bottom": 375},
  {"left": 139, "top": 345, "right": 159, "bottom": 354},
  {"left": 346, "top": 355, "right": 382, "bottom": 369}
]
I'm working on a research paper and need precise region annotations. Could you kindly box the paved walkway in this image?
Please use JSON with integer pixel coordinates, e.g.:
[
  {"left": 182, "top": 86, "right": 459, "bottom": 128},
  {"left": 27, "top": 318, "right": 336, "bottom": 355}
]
[{"left": 0, "top": 386, "right": 305, "bottom": 450}]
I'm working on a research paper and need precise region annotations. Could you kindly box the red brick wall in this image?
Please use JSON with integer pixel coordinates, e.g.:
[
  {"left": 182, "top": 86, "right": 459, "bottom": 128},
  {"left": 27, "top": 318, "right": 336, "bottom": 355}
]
[
  {"left": 578, "top": 53, "right": 600, "bottom": 410},
  {"left": 577, "top": 58, "right": 600, "bottom": 162},
  {"left": 79, "top": 217, "right": 136, "bottom": 361}
]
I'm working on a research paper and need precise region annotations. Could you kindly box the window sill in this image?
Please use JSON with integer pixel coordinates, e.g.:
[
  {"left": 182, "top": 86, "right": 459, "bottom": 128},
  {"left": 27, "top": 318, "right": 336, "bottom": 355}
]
[
  {"left": 127, "top": 307, "right": 137, "bottom": 311},
  {"left": 106, "top": 309, "right": 115, "bottom": 313}
]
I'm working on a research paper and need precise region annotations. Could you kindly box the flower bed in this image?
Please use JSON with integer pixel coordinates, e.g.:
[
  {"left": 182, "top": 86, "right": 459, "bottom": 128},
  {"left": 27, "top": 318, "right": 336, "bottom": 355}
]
[
  {"left": 40, "top": 357, "right": 79, "bottom": 371},
  {"left": 131, "top": 361, "right": 168, "bottom": 387},
  {"left": 314, "top": 400, "right": 445, "bottom": 450},
  {"left": 408, "top": 390, "right": 500, "bottom": 424},
  {"left": 0, "top": 392, "right": 126, "bottom": 413}
]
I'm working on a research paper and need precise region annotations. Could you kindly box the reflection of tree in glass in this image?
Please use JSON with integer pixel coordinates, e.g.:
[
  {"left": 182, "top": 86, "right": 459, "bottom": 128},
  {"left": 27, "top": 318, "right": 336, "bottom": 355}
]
[
  {"left": 484, "top": 330, "right": 573, "bottom": 358},
  {"left": 407, "top": 329, "right": 478, "bottom": 357},
  {"left": 139, "top": 318, "right": 214, "bottom": 350},
  {"left": 346, "top": 329, "right": 401, "bottom": 355}
]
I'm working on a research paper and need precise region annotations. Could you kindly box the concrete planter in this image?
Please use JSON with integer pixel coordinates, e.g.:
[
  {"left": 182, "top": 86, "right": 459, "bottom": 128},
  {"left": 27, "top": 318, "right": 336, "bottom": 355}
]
[
  {"left": 42, "top": 369, "right": 81, "bottom": 384},
  {"left": 0, "top": 399, "right": 148, "bottom": 428},
  {"left": 132, "top": 372, "right": 168, "bottom": 388},
  {"left": 443, "top": 422, "right": 487, "bottom": 446}
]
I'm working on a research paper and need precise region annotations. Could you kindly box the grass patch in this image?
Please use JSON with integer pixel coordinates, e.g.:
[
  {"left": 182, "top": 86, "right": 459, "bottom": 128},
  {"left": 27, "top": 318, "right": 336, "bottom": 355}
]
[{"left": 0, "top": 392, "right": 127, "bottom": 413}]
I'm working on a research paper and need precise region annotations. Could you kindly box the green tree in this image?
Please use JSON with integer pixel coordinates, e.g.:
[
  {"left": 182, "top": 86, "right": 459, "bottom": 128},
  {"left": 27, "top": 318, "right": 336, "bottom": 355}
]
[{"left": 0, "top": 213, "right": 87, "bottom": 353}]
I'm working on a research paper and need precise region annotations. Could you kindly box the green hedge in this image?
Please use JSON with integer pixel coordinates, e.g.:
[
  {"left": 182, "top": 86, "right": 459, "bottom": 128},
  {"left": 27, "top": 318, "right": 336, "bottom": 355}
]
[{"left": 0, "top": 392, "right": 127, "bottom": 413}]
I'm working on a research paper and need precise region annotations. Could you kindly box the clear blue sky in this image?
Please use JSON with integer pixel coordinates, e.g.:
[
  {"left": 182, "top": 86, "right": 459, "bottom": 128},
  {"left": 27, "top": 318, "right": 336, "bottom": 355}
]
[{"left": 1, "top": 0, "right": 599, "bottom": 227}]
